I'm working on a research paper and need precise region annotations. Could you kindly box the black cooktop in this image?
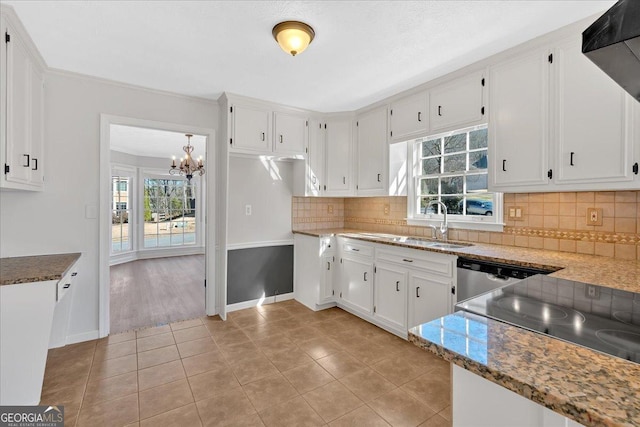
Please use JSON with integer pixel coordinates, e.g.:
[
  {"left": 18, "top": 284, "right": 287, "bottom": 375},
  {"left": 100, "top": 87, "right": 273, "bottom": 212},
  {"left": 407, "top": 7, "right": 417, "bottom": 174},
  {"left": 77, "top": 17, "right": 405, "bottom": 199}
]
[{"left": 456, "top": 275, "right": 640, "bottom": 363}]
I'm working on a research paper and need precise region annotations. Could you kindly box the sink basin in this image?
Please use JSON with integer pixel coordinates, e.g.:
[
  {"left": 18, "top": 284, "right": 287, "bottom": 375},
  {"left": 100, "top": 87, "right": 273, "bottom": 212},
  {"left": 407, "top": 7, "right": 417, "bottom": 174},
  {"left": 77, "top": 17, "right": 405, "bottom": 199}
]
[
  {"left": 348, "top": 233, "right": 472, "bottom": 250},
  {"left": 425, "top": 242, "right": 471, "bottom": 249}
]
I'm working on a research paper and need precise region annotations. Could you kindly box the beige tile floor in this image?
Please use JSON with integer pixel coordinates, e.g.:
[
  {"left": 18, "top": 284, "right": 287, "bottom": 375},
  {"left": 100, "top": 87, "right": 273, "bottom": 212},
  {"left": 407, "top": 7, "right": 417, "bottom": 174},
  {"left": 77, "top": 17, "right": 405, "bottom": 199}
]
[{"left": 40, "top": 300, "right": 452, "bottom": 427}]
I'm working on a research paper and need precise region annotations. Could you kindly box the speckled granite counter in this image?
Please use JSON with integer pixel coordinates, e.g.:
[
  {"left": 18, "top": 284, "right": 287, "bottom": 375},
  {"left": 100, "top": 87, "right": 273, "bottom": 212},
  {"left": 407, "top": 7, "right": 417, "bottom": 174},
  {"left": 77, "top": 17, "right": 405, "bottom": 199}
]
[
  {"left": 293, "top": 229, "right": 640, "bottom": 293},
  {"left": 409, "top": 311, "right": 640, "bottom": 427},
  {"left": 0, "top": 253, "right": 81, "bottom": 286}
]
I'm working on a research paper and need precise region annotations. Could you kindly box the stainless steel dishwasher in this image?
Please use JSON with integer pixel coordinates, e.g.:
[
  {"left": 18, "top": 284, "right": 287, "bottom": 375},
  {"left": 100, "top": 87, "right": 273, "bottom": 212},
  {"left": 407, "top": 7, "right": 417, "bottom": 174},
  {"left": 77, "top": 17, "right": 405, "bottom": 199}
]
[{"left": 456, "top": 257, "right": 553, "bottom": 304}]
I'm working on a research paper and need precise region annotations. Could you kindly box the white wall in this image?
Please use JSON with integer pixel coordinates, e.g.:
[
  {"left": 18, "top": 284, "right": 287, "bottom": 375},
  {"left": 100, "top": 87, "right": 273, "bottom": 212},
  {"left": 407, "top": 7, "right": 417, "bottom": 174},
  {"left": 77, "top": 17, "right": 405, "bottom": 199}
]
[
  {"left": 0, "top": 71, "right": 218, "bottom": 341},
  {"left": 227, "top": 156, "right": 294, "bottom": 245}
]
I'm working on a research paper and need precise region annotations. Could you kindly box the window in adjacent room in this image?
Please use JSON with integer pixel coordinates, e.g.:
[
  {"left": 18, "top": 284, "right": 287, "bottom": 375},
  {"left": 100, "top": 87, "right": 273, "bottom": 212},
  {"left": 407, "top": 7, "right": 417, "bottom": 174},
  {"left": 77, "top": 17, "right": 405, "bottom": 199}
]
[
  {"left": 111, "top": 176, "right": 133, "bottom": 253},
  {"left": 407, "top": 124, "right": 503, "bottom": 230}
]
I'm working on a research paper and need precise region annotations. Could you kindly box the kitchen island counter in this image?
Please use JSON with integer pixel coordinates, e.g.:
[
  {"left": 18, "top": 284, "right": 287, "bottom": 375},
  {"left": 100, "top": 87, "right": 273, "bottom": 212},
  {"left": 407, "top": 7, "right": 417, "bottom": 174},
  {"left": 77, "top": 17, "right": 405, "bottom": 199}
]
[
  {"left": 0, "top": 253, "right": 81, "bottom": 286},
  {"left": 409, "top": 311, "right": 640, "bottom": 427}
]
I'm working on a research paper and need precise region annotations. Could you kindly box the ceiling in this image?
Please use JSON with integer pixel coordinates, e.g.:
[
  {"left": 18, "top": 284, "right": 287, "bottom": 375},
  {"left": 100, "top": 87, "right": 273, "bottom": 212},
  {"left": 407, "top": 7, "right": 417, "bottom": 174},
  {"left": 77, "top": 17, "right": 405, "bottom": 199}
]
[
  {"left": 110, "top": 125, "right": 206, "bottom": 159},
  {"left": 5, "top": 1, "right": 614, "bottom": 112}
]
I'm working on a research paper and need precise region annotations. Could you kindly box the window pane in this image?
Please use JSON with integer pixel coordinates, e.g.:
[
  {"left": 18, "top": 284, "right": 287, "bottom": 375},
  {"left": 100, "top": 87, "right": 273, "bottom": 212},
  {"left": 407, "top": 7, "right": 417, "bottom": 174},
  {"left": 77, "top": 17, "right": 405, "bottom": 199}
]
[
  {"left": 467, "top": 174, "right": 488, "bottom": 192},
  {"left": 419, "top": 196, "right": 438, "bottom": 214},
  {"left": 443, "top": 153, "right": 466, "bottom": 173},
  {"left": 469, "top": 150, "right": 488, "bottom": 170},
  {"left": 421, "top": 139, "right": 441, "bottom": 157},
  {"left": 442, "top": 196, "right": 464, "bottom": 215},
  {"left": 420, "top": 178, "right": 439, "bottom": 195},
  {"left": 444, "top": 133, "right": 466, "bottom": 154},
  {"left": 441, "top": 176, "right": 463, "bottom": 194},
  {"left": 469, "top": 128, "right": 488, "bottom": 149},
  {"left": 422, "top": 158, "right": 441, "bottom": 175},
  {"left": 465, "top": 196, "right": 494, "bottom": 216}
]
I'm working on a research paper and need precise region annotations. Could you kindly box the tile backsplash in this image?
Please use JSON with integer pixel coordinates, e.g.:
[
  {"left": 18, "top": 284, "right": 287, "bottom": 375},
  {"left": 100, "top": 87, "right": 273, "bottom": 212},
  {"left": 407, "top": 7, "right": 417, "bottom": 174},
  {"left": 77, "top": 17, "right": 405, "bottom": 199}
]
[{"left": 292, "top": 191, "right": 640, "bottom": 261}]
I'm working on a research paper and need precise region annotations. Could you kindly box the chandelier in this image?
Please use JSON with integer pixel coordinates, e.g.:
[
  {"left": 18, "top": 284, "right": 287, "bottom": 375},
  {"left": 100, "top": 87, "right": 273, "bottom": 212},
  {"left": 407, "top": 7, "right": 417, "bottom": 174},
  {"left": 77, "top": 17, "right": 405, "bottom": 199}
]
[{"left": 170, "top": 134, "right": 205, "bottom": 182}]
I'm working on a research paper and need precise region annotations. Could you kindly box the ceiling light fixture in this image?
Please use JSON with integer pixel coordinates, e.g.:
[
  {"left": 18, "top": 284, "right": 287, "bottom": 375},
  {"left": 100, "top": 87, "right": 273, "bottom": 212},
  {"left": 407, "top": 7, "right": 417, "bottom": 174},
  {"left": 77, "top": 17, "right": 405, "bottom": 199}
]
[
  {"left": 170, "top": 134, "right": 204, "bottom": 182},
  {"left": 272, "top": 21, "right": 315, "bottom": 56}
]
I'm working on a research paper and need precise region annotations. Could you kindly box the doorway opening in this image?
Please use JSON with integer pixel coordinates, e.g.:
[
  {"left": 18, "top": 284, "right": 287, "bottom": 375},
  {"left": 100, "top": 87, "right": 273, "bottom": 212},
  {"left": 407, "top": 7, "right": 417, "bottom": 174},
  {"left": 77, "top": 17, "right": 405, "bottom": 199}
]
[{"left": 99, "top": 116, "right": 216, "bottom": 337}]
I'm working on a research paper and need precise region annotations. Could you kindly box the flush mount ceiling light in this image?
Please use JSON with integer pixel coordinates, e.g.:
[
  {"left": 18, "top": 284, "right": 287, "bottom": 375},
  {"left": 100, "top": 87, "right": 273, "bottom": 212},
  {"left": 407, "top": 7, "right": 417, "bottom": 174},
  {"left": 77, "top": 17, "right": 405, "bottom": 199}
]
[
  {"left": 272, "top": 21, "right": 315, "bottom": 56},
  {"left": 170, "top": 134, "right": 205, "bottom": 182}
]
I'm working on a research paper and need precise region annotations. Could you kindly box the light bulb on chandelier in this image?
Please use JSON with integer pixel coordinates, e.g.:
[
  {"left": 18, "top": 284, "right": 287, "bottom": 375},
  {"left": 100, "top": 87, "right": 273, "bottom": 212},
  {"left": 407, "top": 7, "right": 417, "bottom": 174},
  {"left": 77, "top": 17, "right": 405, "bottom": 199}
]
[{"left": 170, "top": 134, "right": 205, "bottom": 182}]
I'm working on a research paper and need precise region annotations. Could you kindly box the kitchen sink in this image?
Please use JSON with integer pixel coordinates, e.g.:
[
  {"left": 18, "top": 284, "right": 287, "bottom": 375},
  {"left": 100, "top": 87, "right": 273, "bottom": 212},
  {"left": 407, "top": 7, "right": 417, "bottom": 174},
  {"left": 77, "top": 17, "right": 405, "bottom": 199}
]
[
  {"left": 350, "top": 233, "right": 472, "bottom": 249},
  {"left": 425, "top": 242, "right": 471, "bottom": 249}
]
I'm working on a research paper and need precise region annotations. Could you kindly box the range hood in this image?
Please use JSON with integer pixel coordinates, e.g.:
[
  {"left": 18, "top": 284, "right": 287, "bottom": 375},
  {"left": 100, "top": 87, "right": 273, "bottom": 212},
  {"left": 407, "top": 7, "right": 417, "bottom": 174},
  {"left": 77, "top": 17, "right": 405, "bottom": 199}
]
[{"left": 582, "top": 0, "right": 640, "bottom": 102}]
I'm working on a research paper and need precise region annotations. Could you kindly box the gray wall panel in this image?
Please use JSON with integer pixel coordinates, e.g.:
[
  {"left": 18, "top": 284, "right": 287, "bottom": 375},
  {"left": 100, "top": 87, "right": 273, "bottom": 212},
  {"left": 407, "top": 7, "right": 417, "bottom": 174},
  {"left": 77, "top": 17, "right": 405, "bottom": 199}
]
[{"left": 227, "top": 245, "right": 293, "bottom": 304}]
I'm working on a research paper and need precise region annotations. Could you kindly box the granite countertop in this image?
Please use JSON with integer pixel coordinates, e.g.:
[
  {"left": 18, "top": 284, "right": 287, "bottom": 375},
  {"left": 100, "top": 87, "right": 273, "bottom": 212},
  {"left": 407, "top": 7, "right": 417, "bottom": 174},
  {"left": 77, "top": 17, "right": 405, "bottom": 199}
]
[
  {"left": 0, "top": 253, "right": 81, "bottom": 286},
  {"left": 293, "top": 229, "right": 640, "bottom": 293},
  {"left": 409, "top": 311, "right": 640, "bottom": 427}
]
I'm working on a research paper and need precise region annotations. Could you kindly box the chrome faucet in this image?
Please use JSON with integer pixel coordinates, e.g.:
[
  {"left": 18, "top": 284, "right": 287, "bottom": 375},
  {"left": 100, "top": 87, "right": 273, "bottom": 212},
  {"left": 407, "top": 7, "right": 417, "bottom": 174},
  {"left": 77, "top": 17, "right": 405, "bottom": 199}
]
[{"left": 427, "top": 200, "right": 448, "bottom": 241}]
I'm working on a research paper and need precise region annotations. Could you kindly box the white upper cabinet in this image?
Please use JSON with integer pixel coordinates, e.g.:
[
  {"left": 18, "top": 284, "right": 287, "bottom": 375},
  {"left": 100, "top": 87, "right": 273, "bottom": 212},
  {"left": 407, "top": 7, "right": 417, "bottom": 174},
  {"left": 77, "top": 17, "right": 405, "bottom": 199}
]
[
  {"left": 1, "top": 12, "right": 45, "bottom": 191},
  {"left": 553, "top": 36, "right": 635, "bottom": 185},
  {"left": 231, "top": 104, "right": 271, "bottom": 153},
  {"left": 356, "top": 106, "right": 388, "bottom": 195},
  {"left": 429, "top": 71, "right": 485, "bottom": 133},
  {"left": 389, "top": 91, "right": 428, "bottom": 142},
  {"left": 488, "top": 48, "right": 551, "bottom": 191},
  {"left": 324, "top": 117, "right": 353, "bottom": 195},
  {"left": 273, "top": 112, "right": 307, "bottom": 156},
  {"left": 307, "top": 119, "right": 325, "bottom": 195}
]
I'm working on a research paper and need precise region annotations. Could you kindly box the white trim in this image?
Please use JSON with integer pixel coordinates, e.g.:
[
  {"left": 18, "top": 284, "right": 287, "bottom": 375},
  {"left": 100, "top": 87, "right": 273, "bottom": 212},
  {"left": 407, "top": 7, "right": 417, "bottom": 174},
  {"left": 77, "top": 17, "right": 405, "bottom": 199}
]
[
  {"left": 226, "top": 240, "right": 294, "bottom": 251},
  {"left": 226, "top": 292, "right": 295, "bottom": 313},
  {"left": 100, "top": 114, "right": 216, "bottom": 338},
  {"left": 66, "top": 330, "right": 100, "bottom": 345},
  {"left": 109, "top": 246, "right": 206, "bottom": 266}
]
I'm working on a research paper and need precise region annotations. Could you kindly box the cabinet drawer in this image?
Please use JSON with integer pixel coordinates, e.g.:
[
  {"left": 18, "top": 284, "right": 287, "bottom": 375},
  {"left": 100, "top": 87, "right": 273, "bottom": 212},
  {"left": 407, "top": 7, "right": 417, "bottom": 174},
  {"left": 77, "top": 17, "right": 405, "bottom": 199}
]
[
  {"left": 376, "top": 248, "right": 454, "bottom": 277},
  {"left": 342, "top": 240, "right": 374, "bottom": 258},
  {"left": 56, "top": 271, "right": 76, "bottom": 302}
]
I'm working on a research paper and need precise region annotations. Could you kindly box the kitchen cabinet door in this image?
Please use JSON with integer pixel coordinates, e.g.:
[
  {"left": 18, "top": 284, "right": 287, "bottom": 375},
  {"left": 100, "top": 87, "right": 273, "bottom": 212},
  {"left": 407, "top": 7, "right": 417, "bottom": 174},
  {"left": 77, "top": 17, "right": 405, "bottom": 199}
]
[
  {"left": 231, "top": 104, "right": 271, "bottom": 152},
  {"left": 430, "top": 71, "right": 485, "bottom": 133},
  {"left": 341, "top": 255, "right": 373, "bottom": 315},
  {"left": 324, "top": 117, "right": 352, "bottom": 195},
  {"left": 4, "top": 19, "right": 32, "bottom": 186},
  {"left": 28, "top": 63, "right": 44, "bottom": 187},
  {"left": 488, "top": 48, "right": 551, "bottom": 191},
  {"left": 374, "top": 261, "right": 407, "bottom": 332},
  {"left": 308, "top": 119, "right": 325, "bottom": 195},
  {"left": 553, "top": 36, "right": 634, "bottom": 185},
  {"left": 294, "top": 234, "right": 336, "bottom": 310},
  {"left": 321, "top": 253, "right": 335, "bottom": 303},
  {"left": 356, "top": 106, "right": 387, "bottom": 195},
  {"left": 390, "top": 91, "right": 428, "bottom": 142},
  {"left": 408, "top": 270, "right": 452, "bottom": 329},
  {"left": 274, "top": 112, "right": 307, "bottom": 156}
]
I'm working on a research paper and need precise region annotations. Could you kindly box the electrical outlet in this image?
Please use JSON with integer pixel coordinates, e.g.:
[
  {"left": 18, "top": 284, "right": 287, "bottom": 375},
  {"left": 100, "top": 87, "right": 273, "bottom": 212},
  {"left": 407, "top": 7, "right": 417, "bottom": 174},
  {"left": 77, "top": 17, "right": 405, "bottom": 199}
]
[
  {"left": 508, "top": 206, "right": 524, "bottom": 220},
  {"left": 245, "top": 205, "right": 252, "bottom": 216},
  {"left": 586, "top": 285, "right": 600, "bottom": 299},
  {"left": 586, "top": 208, "right": 602, "bottom": 226},
  {"left": 515, "top": 208, "right": 522, "bottom": 218},
  {"left": 384, "top": 204, "right": 390, "bottom": 215},
  {"left": 327, "top": 204, "right": 333, "bottom": 214},
  {"left": 509, "top": 208, "right": 516, "bottom": 218}
]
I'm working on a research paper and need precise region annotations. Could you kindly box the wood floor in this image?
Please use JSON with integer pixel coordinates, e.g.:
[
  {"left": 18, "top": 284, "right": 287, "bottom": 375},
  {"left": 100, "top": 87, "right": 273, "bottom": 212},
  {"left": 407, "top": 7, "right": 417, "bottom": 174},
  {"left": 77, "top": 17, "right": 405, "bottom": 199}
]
[{"left": 110, "top": 255, "right": 205, "bottom": 333}]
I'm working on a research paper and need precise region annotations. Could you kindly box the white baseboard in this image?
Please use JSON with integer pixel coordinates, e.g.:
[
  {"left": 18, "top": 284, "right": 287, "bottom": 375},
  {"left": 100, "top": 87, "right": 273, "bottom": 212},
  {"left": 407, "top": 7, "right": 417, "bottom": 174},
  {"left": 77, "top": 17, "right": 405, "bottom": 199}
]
[
  {"left": 226, "top": 292, "right": 295, "bottom": 313},
  {"left": 66, "top": 330, "right": 100, "bottom": 345}
]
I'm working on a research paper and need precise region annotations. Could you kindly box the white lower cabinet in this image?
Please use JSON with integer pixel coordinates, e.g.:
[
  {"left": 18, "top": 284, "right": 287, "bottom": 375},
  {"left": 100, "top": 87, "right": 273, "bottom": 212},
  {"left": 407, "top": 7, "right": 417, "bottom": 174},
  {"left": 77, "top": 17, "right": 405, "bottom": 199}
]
[
  {"left": 409, "top": 270, "right": 453, "bottom": 329},
  {"left": 341, "top": 254, "right": 374, "bottom": 315},
  {"left": 294, "top": 234, "right": 336, "bottom": 311},
  {"left": 453, "top": 365, "right": 584, "bottom": 427},
  {"left": 373, "top": 261, "right": 407, "bottom": 333}
]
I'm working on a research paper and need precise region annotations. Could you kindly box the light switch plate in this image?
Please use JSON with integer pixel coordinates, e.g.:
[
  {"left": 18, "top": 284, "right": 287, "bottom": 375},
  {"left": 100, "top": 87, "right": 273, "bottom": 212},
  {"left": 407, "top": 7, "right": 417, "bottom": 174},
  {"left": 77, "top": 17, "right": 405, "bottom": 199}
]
[
  {"left": 327, "top": 204, "right": 333, "bottom": 214},
  {"left": 586, "top": 208, "right": 602, "bottom": 226},
  {"left": 384, "top": 204, "right": 390, "bottom": 215}
]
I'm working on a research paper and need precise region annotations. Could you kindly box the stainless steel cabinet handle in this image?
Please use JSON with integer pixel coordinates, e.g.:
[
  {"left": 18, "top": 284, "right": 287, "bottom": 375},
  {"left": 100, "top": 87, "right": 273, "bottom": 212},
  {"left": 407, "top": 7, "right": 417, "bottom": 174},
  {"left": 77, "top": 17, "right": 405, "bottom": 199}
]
[
  {"left": 342, "top": 176, "right": 346, "bottom": 184},
  {"left": 396, "top": 281, "right": 400, "bottom": 292},
  {"left": 31, "top": 158, "right": 38, "bottom": 171},
  {"left": 261, "top": 132, "right": 265, "bottom": 141},
  {"left": 416, "top": 287, "right": 420, "bottom": 298},
  {"left": 23, "top": 154, "right": 30, "bottom": 167},
  {"left": 363, "top": 272, "right": 368, "bottom": 281},
  {"left": 327, "top": 262, "right": 331, "bottom": 271},
  {"left": 402, "top": 258, "right": 413, "bottom": 263},
  {"left": 279, "top": 135, "right": 283, "bottom": 143}
]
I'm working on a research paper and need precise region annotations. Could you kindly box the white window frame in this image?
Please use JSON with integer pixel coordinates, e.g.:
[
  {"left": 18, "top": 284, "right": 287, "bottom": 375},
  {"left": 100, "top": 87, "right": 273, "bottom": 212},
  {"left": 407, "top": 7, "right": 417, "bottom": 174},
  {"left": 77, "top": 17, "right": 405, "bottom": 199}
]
[
  {"left": 110, "top": 165, "right": 136, "bottom": 255},
  {"left": 406, "top": 124, "right": 504, "bottom": 232}
]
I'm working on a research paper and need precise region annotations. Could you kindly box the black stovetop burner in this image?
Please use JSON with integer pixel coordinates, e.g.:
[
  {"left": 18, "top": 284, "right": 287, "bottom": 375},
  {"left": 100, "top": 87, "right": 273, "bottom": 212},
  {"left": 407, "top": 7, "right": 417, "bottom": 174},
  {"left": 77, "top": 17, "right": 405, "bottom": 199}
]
[{"left": 456, "top": 275, "right": 640, "bottom": 363}]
